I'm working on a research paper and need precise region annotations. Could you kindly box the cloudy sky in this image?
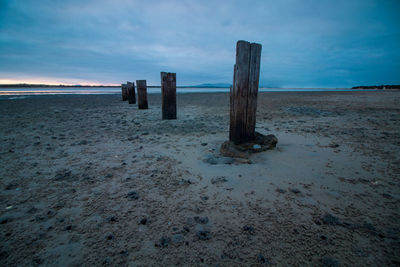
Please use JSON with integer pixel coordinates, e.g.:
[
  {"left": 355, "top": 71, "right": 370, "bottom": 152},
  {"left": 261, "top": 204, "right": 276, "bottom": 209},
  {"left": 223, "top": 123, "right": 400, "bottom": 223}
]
[{"left": 0, "top": 0, "right": 399, "bottom": 87}]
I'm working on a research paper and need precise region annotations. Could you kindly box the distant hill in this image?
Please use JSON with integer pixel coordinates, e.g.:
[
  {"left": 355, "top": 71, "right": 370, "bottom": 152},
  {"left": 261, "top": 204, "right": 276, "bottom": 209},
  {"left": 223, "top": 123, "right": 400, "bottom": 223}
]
[
  {"left": 188, "top": 83, "right": 231, "bottom": 88},
  {"left": 187, "top": 83, "right": 281, "bottom": 88},
  {"left": 352, "top": 85, "right": 400, "bottom": 89}
]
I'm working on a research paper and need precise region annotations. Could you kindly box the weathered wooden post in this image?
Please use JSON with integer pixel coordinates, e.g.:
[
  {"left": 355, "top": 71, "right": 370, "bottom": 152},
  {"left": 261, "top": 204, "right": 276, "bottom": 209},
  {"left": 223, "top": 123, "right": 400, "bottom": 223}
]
[
  {"left": 221, "top": 40, "right": 277, "bottom": 158},
  {"left": 161, "top": 72, "right": 176, "bottom": 120},
  {"left": 136, "top": 80, "right": 148, "bottom": 109},
  {"left": 229, "top": 40, "right": 262, "bottom": 144},
  {"left": 127, "top": 81, "right": 136, "bottom": 104},
  {"left": 121, "top": 84, "right": 128, "bottom": 101}
]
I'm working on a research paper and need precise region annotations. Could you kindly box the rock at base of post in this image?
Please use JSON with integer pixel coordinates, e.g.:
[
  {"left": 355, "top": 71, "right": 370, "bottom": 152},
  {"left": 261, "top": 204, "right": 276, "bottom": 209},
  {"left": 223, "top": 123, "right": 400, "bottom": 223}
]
[{"left": 220, "top": 132, "right": 278, "bottom": 159}]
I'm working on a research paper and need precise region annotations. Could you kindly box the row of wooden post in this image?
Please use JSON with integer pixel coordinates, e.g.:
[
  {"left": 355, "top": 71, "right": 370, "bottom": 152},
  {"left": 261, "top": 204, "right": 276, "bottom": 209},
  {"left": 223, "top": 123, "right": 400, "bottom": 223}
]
[
  {"left": 121, "top": 40, "right": 261, "bottom": 144},
  {"left": 122, "top": 80, "right": 148, "bottom": 109},
  {"left": 121, "top": 72, "right": 176, "bottom": 120}
]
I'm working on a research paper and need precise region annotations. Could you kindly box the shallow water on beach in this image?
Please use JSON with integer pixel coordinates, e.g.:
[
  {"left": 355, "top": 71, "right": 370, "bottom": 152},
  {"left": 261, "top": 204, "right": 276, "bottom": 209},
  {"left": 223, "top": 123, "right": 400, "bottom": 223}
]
[{"left": 0, "top": 86, "right": 376, "bottom": 96}]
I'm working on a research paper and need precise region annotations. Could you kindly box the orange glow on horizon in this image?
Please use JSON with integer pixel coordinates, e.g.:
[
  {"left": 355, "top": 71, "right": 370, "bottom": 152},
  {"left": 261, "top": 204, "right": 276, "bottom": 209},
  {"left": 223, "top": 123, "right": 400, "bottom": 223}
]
[{"left": 0, "top": 78, "right": 119, "bottom": 86}]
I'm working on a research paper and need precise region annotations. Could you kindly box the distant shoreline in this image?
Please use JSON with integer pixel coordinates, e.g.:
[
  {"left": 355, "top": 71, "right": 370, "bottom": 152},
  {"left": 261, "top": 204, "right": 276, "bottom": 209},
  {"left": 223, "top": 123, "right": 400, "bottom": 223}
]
[
  {"left": 0, "top": 84, "right": 230, "bottom": 89},
  {"left": 352, "top": 85, "right": 400, "bottom": 89},
  {"left": 0, "top": 84, "right": 348, "bottom": 89},
  {"left": 2, "top": 83, "right": 399, "bottom": 90}
]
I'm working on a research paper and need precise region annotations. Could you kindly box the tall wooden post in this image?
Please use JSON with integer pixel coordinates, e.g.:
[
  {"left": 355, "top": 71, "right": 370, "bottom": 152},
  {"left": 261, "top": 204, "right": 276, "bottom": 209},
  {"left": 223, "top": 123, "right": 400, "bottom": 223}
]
[
  {"left": 229, "top": 40, "right": 262, "bottom": 144},
  {"left": 161, "top": 72, "right": 176, "bottom": 120},
  {"left": 121, "top": 84, "right": 128, "bottom": 101},
  {"left": 127, "top": 81, "right": 136, "bottom": 104},
  {"left": 136, "top": 80, "right": 148, "bottom": 109}
]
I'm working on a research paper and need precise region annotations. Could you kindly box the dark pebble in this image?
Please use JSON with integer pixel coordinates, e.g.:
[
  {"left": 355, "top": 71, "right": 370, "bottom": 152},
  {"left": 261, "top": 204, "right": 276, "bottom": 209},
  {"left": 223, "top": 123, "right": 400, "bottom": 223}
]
[
  {"left": 201, "top": 143, "right": 208, "bottom": 146},
  {"left": 179, "top": 179, "right": 192, "bottom": 185},
  {"left": 0, "top": 218, "right": 9, "bottom": 224},
  {"left": 196, "top": 230, "right": 211, "bottom": 240},
  {"left": 103, "top": 258, "right": 112, "bottom": 264},
  {"left": 126, "top": 191, "right": 139, "bottom": 200},
  {"left": 140, "top": 218, "right": 147, "bottom": 225},
  {"left": 382, "top": 193, "right": 393, "bottom": 199},
  {"left": 322, "top": 214, "right": 341, "bottom": 225},
  {"left": 33, "top": 257, "right": 43, "bottom": 265},
  {"left": 106, "top": 234, "right": 114, "bottom": 240},
  {"left": 78, "top": 140, "right": 89, "bottom": 145},
  {"left": 257, "top": 254, "right": 268, "bottom": 264},
  {"left": 0, "top": 250, "right": 9, "bottom": 259},
  {"left": 54, "top": 170, "right": 72, "bottom": 181},
  {"left": 314, "top": 219, "right": 321, "bottom": 225},
  {"left": 211, "top": 176, "right": 228, "bottom": 184},
  {"left": 243, "top": 225, "right": 255, "bottom": 234},
  {"left": 142, "top": 132, "right": 149, "bottom": 135},
  {"left": 194, "top": 216, "right": 209, "bottom": 224},
  {"left": 5, "top": 182, "right": 18, "bottom": 190},
  {"left": 120, "top": 250, "right": 129, "bottom": 257},
  {"left": 290, "top": 188, "right": 301, "bottom": 194},
  {"left": 200, "top": 196, "right": 209, "bottom": 201},
  {"left": 65, "top": 225, "right": 72, "bottom": 231},
  {"left": 320, "top": 235, "right": 327, "bottom": 240},
  {"left": 156, "top": 236, "right": 171, "bottom": 247},
  {"left": 276, "top": 188, "right": 286, "bottom": 194},
  {"left": 107, "top": 216, "right": 117, "bottom": 222}
]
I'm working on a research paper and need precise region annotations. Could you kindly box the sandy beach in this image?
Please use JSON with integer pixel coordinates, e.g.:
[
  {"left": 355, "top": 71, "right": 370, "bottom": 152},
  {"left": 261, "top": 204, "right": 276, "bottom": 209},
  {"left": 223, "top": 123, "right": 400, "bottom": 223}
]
[{"left": 0, "top": 91, "right": 399, "bottom": 266}]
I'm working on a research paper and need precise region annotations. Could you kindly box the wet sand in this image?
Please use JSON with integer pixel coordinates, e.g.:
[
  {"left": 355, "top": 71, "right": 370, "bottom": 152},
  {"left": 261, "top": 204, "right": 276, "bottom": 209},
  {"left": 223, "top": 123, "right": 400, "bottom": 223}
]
[{"left": 0, "top": 91, "right": 399, "bottom": 266}]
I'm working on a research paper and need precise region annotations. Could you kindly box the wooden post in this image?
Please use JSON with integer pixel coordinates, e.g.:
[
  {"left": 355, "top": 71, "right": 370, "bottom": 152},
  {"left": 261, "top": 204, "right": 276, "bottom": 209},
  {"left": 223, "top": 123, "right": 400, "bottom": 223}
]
[
  {"left": 136, "top": 80, "right": 148, "bottom": 109},
  {"left": 161, "top": 72, "right": 176, "bottom": 120},
  {"left": 127, "top": 81, "right": 136, "bottom": 104},
  {"left": 229, "top": 40, "right": 262, "bottom": 144},
  {"left": 121, "top": 84, "right": 128, "bottom": 101}
]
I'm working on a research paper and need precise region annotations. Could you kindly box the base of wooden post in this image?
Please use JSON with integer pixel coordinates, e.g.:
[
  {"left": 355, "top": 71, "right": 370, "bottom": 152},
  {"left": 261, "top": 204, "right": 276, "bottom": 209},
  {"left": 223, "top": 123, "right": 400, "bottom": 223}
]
[{"left": 220, "top": 132, "right": 277, "bottom": 159}]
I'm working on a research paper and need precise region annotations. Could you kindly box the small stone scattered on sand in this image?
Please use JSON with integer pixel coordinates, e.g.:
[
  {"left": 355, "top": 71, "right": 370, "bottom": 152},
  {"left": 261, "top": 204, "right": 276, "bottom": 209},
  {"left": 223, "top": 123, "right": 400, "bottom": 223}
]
[
  {"left": 211, "top": 176, "right": 228, "bottom": 184},
  {"left": 126, "top": 191, "right": 139, "bottom": 200},
  {"left": 196, "top": 230, "right": 211, "bottom": 240},
  {"left": 382, "top": 193, "right": 393, "bottom": 199},
  {"left": 257, "top": 254, "right": 269, "bottom": 264},
  {"left": 194, "top": 216, "right": 209, "bottom": 224},
  {"left": 156, "top": 236, "right": 171, "bottom": 247},
  {"left": 322, "top": 214, "right": 341, "bottom": 225},
  {"left": 107, "top": 216, "right": 117, "bottom": 222},
  {"left": 243, "top": 225, "right": 255, "bottom": 234},
  {"left": 276, "top": 188, "right": 286, "bottom": 194},
  {"left": 290, "top": 188, "right": 301, "bottom": 194}
]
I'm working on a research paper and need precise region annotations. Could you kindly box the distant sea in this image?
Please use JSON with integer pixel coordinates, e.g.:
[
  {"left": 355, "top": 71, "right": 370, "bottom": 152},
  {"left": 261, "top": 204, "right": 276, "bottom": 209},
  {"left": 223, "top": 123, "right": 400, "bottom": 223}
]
[{"left": 0, "top": 87, "right": 376, "bottom": 96}]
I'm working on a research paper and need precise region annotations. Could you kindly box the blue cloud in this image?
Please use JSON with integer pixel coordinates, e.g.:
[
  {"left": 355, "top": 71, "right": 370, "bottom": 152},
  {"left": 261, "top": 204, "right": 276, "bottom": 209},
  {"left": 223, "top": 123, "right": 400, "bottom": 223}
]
[{"left": 0, "top": 0, "right": 399, "bottom": 87}]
